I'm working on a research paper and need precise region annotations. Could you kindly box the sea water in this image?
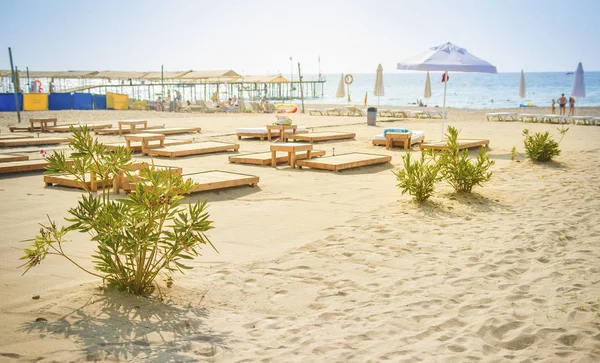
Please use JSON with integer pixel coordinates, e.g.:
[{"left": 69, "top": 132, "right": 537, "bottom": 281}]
[{"left": 301, "top": 72, "right": 600, "bottom": 109}]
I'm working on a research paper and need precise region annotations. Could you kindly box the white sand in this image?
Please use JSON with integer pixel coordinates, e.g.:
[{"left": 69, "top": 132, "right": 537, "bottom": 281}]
[{"left": 1, "top": 107, "right": 599, "bottom": 362}]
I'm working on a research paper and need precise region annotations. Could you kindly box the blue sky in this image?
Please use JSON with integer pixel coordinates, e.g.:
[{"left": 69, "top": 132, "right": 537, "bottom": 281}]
[{"left": 1, "top": 0, "right": 598, "bottom": 76}]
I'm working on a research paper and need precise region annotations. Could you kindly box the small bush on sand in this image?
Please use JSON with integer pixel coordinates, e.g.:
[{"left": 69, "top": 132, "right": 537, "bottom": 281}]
[
  {"left": 434, "top": 126, "right": 495, "bottom": 193},
  {"left": 523, "top": 127, "right": 568, "bottom": 162},
  {"left": 395, "top": 151, "right": 441, "bottom": 202},
  {"left": 21, "top": 126, "right": 216, "bottom": 296}
]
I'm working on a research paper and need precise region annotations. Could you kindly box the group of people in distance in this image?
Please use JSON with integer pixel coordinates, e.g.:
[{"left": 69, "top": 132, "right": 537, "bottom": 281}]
[{"left": 552, "top": 94, "right": 576, "bottom": 116}]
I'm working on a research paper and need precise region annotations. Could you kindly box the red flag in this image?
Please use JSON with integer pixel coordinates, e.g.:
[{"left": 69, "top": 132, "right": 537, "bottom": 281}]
[{"left": 441, "top": 73, "right": 450, "bottom": 83}]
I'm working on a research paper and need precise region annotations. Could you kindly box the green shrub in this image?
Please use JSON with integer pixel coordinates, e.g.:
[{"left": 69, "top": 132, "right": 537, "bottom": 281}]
[
  {"left": 395, "top": 151, "right": 441, "bottom": 202},
  {"left": 21, "top": 126, "right": 216, "bottom": 296},
  {"left": 435, "top": 126, "right": 495, "bottom": 193},
  {"left": 522, "top": 127, "right": 568, "bottom": 162}
]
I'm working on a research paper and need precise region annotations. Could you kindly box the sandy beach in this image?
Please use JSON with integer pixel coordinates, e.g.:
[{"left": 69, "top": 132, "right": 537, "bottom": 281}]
[{"left": 0, "top": 106, "right": 599, "bottom": 362}]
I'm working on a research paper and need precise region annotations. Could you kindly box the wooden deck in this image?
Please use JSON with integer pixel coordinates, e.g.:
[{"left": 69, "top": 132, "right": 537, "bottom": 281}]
[
  {"left": 419, "top": 139, "right": 490, "bottom": 150},
  {"left": 290, "top": 131, "right": 355, "bottom": 143},
  {"left": 115, "top": 163, "right": 183, "bottom": 193},
  {"left": 44, "top": 172, "right": 110, "bottom": 191},
  {"left": 0, "top": 159, "right": 49, "bottom": 174},
  {"left": 295, "top": 152, "right": 392, "bottom": 172},
  {"left": 229, "top": 150, "right": 326, "bottom": 166},
  {"left": 94, "top": 125, "right": 165, "bottom": 135},
  {"left": 104, "top": 139, "right": 192, "bottom": 152},
  {"left": 45, "top": 123, "right": 113, "bottom": 132},
  {"left": 146, "top": 127, "right": 201, "bottom": 135},
  {"left": 0, "top": 154, "right": 29, "bottom": 163},
  {"left": 186, "top": 170, "right": 259, "bottom": 193},
  {"left": 0, "top": 135, "right": 34, "bottom": 141},
  {"left": 236, "top": 128, "right": 309, "bottom": 141},
  {"left": 0, "top": 137, "right": 70, "bottom": 147},
  {"left": 144, "top": 141, "right": 239, "bottom": 158}
]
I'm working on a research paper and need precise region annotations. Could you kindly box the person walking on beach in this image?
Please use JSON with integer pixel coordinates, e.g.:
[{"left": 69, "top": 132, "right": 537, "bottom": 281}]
[
  {"left": 569, "top": 96, "right": 575, "bottom": 116},
  {"left": 558, "top": 94, "right": 567, "bottom": 115},
  {"left": 551, "top": 99, "right": 556, "bottom": 114}
]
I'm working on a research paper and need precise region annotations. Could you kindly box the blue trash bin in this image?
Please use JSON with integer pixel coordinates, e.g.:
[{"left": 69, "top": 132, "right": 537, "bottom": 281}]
[{"left": 367, "top": 107, "right": 377, "bottom": 126}]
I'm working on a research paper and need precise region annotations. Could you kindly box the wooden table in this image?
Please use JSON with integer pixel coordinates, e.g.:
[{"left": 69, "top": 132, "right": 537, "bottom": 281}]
[
  {"left": 124, "top": 133, "right": 165, "bottom": 155},
  {"left": 118, "top": 120, "right": 148, "bottom": 135},
  {"left": 30, "top": 118, "right": 58, "bottom": 131},
  {"left": 266, "top": 124, "right": 297, "bottom": 142},
  {"left": 270, "top": 142, "right": 312, "bottom": 168}
]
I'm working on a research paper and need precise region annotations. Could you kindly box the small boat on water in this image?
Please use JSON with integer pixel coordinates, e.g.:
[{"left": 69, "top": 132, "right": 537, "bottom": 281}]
[{"left": 566, "top": 72, "right": 574, "bottom": 75}]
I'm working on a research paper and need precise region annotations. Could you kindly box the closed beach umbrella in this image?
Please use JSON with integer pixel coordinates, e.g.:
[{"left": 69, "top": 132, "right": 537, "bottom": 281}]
[
  {"left": 374, "top": 64, "right": 384, "bottom": 106},
  {"left": 571, "top": 62, "right": 585, "bottom": 98},
  {"left": 424, "top": 71, "right": 432, "bottom": 105},
  {"left": 336, "top": 73, "right": 346, "bottom": 102},
  {"left": 397, "top": 42, "right": 497, "bottom": 138},
  {"left": 519, "top": 69, "right": 526, "bottom": 99}
]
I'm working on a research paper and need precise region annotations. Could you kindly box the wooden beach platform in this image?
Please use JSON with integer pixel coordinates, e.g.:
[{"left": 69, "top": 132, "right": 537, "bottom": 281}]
[
  {"left": 104, "top": 139, "right": 192, "bottom": 152},
  {"left": 0, "top": 135, "right": 34, "bottom": 141},
  {"left": 229, "top": 150, "right": 326, "bottom": 166},
  {"left": 0, "top": 159, "right": 49, "bottom": 174},
  {"left": 186, "top": 170, "right": 259, "bottom": 193},
  {"left": 45, "top": 123, "right": 113, "bottom": 132},
  {"left": 290, "top": 131, "right": 356, "bottom": 143},
  {"left": 0, "top": 137, "right": 70, "bottom": 147},
  {"left": 94, "top": 125, "right": 165, "bottom": 135},
  {"left": 144, "top": 141, "right": 239, "bottom": 158},
  {"left": 419, "top": 139, "right": 490, "bottom": 150},
  {"left": 295, "top": 152, "right": 392, "bottom": 172},
  {"left": 0, "top": 154, "right": 29, "bottom": 163},
  {"left": 44, "top": 172, "right": 111, "bottom": 192}
]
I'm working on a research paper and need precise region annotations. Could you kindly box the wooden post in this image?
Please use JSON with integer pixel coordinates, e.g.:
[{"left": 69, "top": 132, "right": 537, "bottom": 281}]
[
  {"left": 8, "top": 47, "right": 21, "bottom": 123},
  {"left": 297, "top": 62, "right": 305, "bottom": 114}
]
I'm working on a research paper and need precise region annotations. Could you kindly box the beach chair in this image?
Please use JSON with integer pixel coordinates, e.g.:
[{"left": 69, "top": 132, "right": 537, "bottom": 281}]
[
  {"left": 519, "top": 113, "right": 541, "bottom": 123},
  {"left": 344, "top": 106, "right": 365, "bottom": 116},
  {"left": 485, "top": 112, "right": 518, "bottom": 122},
  {"left": 423, "top": 109, "right": 443, "bottom": 119},
  {"left": 198, "top": 100, "right": 225, "bottom": 113},
  {"left": 308, "top": 108, "right": 326, "bottom": 116},
  {"left": 569, "top": 116, "right": 593, "bottom": 125},
  {"left": 326, "top": 108, "right": 342, "bottom": 116},
  {"left": 378, "top": 109, "right": 393, "bottom": 117},
  {"left": 392, "top": 110, "right": 409, "bottom": 118}
]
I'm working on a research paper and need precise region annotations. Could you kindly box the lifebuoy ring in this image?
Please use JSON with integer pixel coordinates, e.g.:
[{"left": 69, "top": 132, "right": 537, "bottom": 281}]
[
  {"left": 344, "top": 74, "right": 354, "bottom": 85},
  {"left": 275, "top": 104, "right": 298, "bottom": 113},
  {"left": 32, "top": 80, "right": 42, "bottom": 93}
]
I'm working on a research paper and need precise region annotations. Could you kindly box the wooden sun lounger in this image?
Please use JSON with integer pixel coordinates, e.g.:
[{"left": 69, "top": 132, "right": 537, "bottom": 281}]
[
  {"left": 419, "top": 139, "right": 490, "bottom": 150},
  {"left": 105, "top": 139, "right": 192, "bottom": 152},
  {"left": 144, "top": 141, "right": 239, "bottom": 158},
  {"left": 393, "top": 111, "right": 409, "bottom": 118},
  {"left": 229, "top": 150, "right": 326, "bottom": 166},
  {"left": 0, "top": 135, "right": 34, "bottom": 141},
  {"left": 44, "top": 172, "right": 111, "bottom": 192},
  {"left": 326, "top": 108, "right": 342, "bottom": 116},
  {"left": 45, "top": 123, "right": 113, "bottom": 132},
  {"left": 0, "top": 137, "right": 70, "bottom": 147},
  {"left": 296, "top": 152, "right": 392, "bottom": 172},
  {"left": 143, "top": 127, "right": 201, "bottom": 135},
  {"left": 0, "top": 159, "right": 49, "bottom": 174},
  {"left": 0, "top": 154, "right": 29, "bottom": 163},
  {"left": 290, "top": 131, "right": 355, "bottom": 143},
  {"left": 94, "top": 125, "right": 165, "bottom": 135},
  {"left": 185, "top": 170, "right": 259, "bottom": 193}
]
